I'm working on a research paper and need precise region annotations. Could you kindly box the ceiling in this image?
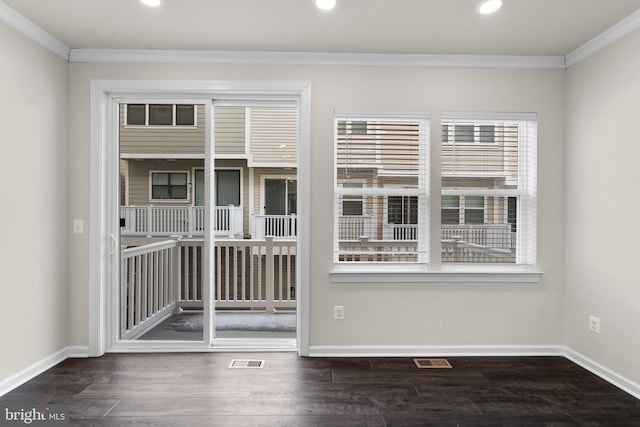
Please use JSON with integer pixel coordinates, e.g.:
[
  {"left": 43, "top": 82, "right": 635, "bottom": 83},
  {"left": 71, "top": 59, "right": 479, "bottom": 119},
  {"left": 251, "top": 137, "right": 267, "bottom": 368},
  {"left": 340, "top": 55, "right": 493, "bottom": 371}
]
[{"left": 3, "top": 0, "right": 640, "bottom": 57}]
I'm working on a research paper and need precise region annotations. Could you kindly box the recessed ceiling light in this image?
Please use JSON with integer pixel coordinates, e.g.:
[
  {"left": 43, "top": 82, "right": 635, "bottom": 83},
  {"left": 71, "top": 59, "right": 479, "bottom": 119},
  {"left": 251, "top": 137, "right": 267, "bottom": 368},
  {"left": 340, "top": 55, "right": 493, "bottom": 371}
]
[
  {"left": 477, "top": 0, "right": 502, "bottom": 15},
  {"left": 140, "top": 0, "right": 162, "bottom": 7},
  {"left": 315, "top": 0, "right": 336, "bottom": 11}
]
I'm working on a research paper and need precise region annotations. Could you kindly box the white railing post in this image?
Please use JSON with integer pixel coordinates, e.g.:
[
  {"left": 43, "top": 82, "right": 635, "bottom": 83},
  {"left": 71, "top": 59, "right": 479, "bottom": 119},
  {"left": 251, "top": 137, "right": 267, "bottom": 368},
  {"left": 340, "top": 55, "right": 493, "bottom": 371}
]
[
  {"left": 146, "top": 205, "right": 153, "bottom": 238},
  {"left": 171, "top": 236, "right": 183, "bottom": 314},
  {"left": 228, "top": 204, "right": 235, "bottom": 238},
  {"left": 265, "top": 236, "right": 275, "bottom": 313},
  {"left": 187, "top": 206, "right": 194, "bottom": 238}
]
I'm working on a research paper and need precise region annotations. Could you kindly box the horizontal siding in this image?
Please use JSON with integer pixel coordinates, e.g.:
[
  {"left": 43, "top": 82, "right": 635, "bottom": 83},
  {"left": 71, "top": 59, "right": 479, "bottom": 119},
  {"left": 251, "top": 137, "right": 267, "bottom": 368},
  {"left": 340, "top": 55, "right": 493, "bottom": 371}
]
[
  {"left": 215, "top": 107, "right": 246, "bottom": 155},
  {"left": 119, "top": 104, "right": 206, "bottom": 155},
  {"left": 250, "top": 108, "right": 298, "bottom": 165}
]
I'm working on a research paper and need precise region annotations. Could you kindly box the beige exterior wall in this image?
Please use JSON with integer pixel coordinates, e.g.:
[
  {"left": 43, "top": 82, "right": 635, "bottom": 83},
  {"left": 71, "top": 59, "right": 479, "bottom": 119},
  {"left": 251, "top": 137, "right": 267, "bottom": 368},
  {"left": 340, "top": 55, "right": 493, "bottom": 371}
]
[{"left": 119, "top": 104, "right": 206, "bottom": 155}]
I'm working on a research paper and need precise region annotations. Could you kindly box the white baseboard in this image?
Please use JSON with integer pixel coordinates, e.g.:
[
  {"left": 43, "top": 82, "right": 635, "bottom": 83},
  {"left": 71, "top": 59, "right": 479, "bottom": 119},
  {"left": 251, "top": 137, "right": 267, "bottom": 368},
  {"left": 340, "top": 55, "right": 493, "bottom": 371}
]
[
  {"left": 309, "top": 344, "right": 640, "bottom": 401},
  {"left": 308, "top": 344, "right": 563, "bottom": 358},
  {"left": 563, "top": 347, "right": 640, "bottom": 400},
  {"left": 2, "top": 344, "right": 639, "bottom": 402},
  {"left": 0, "top": 346, "right": 89, "bottom": 397}
]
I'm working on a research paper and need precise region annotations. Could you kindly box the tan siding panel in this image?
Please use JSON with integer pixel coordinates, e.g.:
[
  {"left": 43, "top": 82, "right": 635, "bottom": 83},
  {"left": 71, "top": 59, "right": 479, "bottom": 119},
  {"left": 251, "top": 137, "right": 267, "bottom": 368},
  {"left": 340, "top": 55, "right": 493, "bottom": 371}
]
[
  {"left": 119, "top": 104, "right": 206, "bottom": 155},
  {"left": 215, "top": 107, "right": 246, "bottom": 155},
  {"left": 250, "top": 108, "right": 298, "bottom": 165}
]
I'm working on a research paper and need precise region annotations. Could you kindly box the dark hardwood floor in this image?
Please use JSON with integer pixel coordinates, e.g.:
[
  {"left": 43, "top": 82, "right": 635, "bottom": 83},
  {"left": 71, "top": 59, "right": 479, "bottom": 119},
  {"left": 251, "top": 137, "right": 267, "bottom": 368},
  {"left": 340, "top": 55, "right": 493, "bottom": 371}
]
[{"left": 2, "top": 353, "right": 640, "bottom": 426}]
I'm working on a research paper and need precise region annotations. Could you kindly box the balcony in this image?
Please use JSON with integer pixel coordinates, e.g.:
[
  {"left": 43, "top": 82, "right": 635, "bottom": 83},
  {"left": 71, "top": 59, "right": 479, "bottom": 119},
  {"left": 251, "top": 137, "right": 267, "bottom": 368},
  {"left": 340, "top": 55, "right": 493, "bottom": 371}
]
[
  {"left": 120, "top": 236, "right": 296, "bottom": 340},
  {"left": 120, "top": 205, "right": 243, "bottom": 238}
]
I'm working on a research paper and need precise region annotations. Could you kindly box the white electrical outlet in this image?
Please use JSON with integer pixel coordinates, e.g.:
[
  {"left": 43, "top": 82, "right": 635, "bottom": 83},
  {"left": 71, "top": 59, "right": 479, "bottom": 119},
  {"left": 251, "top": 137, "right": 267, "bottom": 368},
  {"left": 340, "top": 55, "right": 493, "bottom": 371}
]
[
  {"left": 589, "top": 315, "right": 600, "bottom": 334},
  {"left": 334, "top": 305, "right": 345, "bottom": 320}
]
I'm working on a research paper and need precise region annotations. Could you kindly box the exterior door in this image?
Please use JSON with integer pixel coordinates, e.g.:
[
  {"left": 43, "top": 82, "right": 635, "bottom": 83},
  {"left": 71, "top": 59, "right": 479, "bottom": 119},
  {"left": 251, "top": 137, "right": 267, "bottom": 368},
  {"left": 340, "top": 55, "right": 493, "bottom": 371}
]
[{"left": 265, "top": 178, "right": 297, "bottom": 215}]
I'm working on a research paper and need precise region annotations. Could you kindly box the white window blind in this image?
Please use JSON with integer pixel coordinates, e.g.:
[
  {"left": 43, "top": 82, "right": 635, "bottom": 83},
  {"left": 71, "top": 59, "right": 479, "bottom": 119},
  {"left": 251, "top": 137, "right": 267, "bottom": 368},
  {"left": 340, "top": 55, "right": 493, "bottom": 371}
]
[
  {"left": 334, "top": 112, "right": 429, "bottom": 263},
  {"left": 441, "top": 112, "right": 537, "bottom": 265}
]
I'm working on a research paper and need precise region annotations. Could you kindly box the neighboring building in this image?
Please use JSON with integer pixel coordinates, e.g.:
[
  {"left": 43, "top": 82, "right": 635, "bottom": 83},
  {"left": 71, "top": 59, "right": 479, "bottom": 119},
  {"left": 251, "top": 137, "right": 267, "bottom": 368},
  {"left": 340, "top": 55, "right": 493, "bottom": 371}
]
[{"left": 119, "top": 104, "right": 299, "bottom": 239}]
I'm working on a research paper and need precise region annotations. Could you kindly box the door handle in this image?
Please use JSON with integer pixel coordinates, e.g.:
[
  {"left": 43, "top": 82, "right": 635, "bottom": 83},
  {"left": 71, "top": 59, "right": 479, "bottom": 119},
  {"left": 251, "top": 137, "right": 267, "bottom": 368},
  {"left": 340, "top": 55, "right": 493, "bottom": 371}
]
[{"left": 109, "top": 234, "right": 118, "bottom": 256}]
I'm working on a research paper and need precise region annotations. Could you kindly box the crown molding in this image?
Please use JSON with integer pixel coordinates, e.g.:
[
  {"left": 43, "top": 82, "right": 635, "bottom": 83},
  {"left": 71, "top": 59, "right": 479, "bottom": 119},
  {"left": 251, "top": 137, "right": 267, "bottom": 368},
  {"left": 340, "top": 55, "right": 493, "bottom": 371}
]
[
  {"left": 2, "top": 0, "right": 638, "bottom": 70},
  {"left": 70, "top": 48, "right": 566, "bottom": 69},
  {"left": 566, "top": 8, "right": 640, "bottom": 68},
  {"left": 0, "top": 1, "right": 69, "bottom": 60}
]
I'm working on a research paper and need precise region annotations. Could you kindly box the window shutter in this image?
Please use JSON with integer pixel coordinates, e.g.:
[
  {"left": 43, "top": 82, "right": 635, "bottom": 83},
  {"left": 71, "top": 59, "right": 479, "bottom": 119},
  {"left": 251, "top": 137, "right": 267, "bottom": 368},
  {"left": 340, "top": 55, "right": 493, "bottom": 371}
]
[
  {"left": 441, "top": 112, "right": 536, "bottom": 265},
  {"left": 334, "top": 113, "right": 429, "bottom": 263}
]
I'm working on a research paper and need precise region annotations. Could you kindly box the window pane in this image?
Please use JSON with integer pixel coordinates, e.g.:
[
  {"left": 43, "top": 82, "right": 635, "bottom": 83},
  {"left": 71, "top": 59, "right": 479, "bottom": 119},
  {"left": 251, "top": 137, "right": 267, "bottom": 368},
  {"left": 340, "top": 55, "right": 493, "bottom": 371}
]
[
  {"left": 442, "top": 114, "right": 536, "bottom": 265},
  {"left": 335, "top": 115, "right": 428, "bottom": 263},
  {"left": 287, "top": 179, "right": 297, "bottom": 215},
  {"left": 342, "top": 200, "right": 363, "bottom": 216},
  {"left": 442, "top": 209, "right": 460, "bottom": 225},
  {"left": 176, "top": 105, "right": 195, "bottom": 125},
  {"left": 338, "top": 194, "right": 422, "bottom": 260},
  {"left": 170, "top": 186, "right": 187, "bottom": 199},
  {"left": 479, "top": 125, "right": 495, "bottom": 143},
  {"left": 149, "top": 104, "right": 173, "bottom": 125},
  {"left": 441, "top": 195, "right": 459, "bottom": 208},
  {"left": 465, "top": 196, "right": 484, "bottom": 208},
  {"left": 170, "top": 173, "right": 187, "bottom": 185},
  {"left": 127, "top": 104, "right": 145, "bottom": 125},
  {"left": 455, "top": 125, "right": 474, "bottom": 143},
  {"left": 464, "top": 209, "right": 484, "bottom": 224},
  {"left": 388, "top": 196, "right": 418, "bottom": 224},
  {"left": 152, "top": 186, "right": 170, "bottom": 199},
  {"left": 152, "top": 173, "right": 169, "bottom": 185}
]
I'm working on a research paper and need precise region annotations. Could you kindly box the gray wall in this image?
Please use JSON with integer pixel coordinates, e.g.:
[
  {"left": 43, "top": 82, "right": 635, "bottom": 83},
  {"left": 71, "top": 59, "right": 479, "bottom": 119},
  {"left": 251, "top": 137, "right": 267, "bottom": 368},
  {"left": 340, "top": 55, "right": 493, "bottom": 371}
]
[
  {"left": 565, "top": 27, "right": 640, "bottom": 384},
  {"left": 0, "top": 21, "right": 68, "bottom": 381},
  {"left": 66, "top": 63, "right": 566, "bottom": 350}
]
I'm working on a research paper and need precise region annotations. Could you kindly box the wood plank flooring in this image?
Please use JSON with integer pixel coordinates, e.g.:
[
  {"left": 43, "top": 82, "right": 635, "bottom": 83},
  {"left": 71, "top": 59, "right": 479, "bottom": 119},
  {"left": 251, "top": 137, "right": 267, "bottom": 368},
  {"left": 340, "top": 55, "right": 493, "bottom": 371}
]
[{"left": 2, "top": 353, "right": 640, "bottom": 426}]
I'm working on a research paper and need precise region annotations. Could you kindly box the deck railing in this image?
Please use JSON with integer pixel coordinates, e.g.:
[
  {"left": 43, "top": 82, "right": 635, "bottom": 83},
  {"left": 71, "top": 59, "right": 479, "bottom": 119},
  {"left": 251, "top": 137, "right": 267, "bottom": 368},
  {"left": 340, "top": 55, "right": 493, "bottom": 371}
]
[
  {"left": 120, "top": 237, "right": 296, "bottom": 339},
  {"left": 253, "top": 215, "right": 297, "bottom": 240},
  {"left": 120, "top": 205, "right": 242, "bottom": 238},
  {"left": 120, "top": 240, "right": 180, "bottom": 340}
]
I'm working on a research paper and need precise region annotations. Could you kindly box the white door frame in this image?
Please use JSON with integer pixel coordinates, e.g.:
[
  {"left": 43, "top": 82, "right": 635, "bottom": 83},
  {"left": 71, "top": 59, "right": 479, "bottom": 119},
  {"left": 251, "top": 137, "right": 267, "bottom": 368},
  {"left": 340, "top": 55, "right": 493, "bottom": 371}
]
[{"left": 89, "top": 80, "right": 311, "bottom": 355}]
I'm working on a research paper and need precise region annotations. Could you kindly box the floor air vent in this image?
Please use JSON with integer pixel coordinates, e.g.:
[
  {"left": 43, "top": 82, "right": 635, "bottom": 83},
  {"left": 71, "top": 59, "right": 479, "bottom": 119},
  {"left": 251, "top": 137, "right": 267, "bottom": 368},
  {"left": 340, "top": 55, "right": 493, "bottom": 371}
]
[
  {"left": 413, "top": 358, "right": 452, "bottom": 369},
  {"left": 228, "top": 359, "right": 265, "bottom": 369}
]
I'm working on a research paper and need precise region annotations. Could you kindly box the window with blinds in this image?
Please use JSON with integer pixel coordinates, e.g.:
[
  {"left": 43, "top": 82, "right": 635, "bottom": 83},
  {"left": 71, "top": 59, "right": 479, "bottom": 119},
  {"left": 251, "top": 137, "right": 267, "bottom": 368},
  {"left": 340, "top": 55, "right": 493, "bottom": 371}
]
[
  {"left": 334, "top": 112, "right": 429, "bottom": 263},
  {"left": 441, "top": 112, "right": 537, "bottom": 265}
]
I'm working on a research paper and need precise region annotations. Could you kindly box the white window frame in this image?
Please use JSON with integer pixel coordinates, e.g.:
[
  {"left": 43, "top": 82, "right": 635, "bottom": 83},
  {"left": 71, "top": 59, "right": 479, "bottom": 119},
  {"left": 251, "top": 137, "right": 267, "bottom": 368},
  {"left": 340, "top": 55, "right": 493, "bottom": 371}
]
[{"left": 331, "top": 111, "right": 541, "bottom": 283}]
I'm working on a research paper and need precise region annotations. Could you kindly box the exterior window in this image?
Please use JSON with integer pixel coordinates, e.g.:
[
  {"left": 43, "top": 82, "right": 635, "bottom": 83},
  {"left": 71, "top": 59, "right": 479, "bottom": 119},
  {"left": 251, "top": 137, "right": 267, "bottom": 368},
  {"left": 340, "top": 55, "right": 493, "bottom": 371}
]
[
  {"left": 126, "top": 104, "right": 146, "bottom": 125},
  {"left": 151, "top": 172, "right": 188, "bottom": 200},
  {"left": 338, "top": 120, "right": 368, "bottom": 135},
  {"left": 388, "top": 196, "right": 418, "bottom": 224},
  {"left": 342, "top": 182, "right": 363, "bottom": 216},
  {"left": 334, "top": 112, "right": 429, "bottom": 263},
  {"left": 176, "top": 105, "right": 195, "bottom": 125},
  {"left": 441, "top": 196, "right": 460, "bottom": 225},
  {"left": 464, "top": 196, "right": 485, "bottom": 224},
  {"left": 149, "top": 104, "right": 173, "bottom": 125},
  {"left": 125, "top": 104, "right": 197, "bottom": 126},
  {"left": 441, "top": 113, "right": 536, "bottom": 265},
  {"left": 442, "top": 124, "right": 496, "bottom": 144}
]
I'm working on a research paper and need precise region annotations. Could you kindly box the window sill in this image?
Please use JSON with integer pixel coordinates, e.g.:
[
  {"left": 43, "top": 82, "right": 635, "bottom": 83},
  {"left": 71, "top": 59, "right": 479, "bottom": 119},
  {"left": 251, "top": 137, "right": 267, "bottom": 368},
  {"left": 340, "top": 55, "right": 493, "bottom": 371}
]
[{"left": 329, "top": 268, "right": 542, "bottom": 284}]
